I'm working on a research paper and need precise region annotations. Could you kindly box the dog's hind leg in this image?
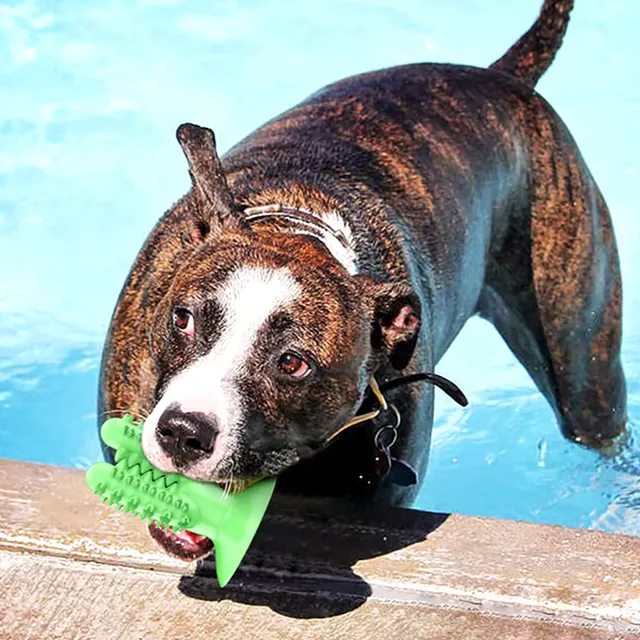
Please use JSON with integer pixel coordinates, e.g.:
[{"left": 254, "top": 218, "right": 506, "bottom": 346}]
[{"left": 478, "top": 108, "right": 626, "bottom": 447}]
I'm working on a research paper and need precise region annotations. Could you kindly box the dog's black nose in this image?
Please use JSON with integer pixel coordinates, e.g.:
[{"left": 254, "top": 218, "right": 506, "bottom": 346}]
[{"left": 156, "top": 409, "right": 217, "bottom": 468}]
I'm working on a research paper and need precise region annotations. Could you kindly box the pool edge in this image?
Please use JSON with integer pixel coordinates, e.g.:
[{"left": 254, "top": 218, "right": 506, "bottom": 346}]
[{"left": 1, "top": 457, "right": 639, "bottom": 639}]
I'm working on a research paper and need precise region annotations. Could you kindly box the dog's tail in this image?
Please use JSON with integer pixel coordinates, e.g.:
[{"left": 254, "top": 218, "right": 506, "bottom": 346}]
[{"left": 490, "top": 0, "right": 575, "bottom": 88}]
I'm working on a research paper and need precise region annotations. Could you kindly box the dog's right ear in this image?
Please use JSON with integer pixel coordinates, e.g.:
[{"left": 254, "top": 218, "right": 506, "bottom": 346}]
[{"left": 176, "top": 123, "right": 246, "bottom": 237}]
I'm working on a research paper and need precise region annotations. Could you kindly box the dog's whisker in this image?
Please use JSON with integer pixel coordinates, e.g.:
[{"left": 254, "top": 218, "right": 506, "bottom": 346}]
[{"left": 223, "top": 462, "right": 236, "bottom": 499}]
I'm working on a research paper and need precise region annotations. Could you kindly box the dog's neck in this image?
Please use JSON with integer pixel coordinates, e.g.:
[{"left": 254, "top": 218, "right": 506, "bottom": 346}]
[{"left": 243, "top": 203, "right": 359, "bottom": 275}]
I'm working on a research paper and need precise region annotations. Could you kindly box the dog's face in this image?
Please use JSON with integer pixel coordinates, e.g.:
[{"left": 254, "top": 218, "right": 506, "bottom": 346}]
[{"left": 142, "top": 233, "right": 379, "bottom": 485}]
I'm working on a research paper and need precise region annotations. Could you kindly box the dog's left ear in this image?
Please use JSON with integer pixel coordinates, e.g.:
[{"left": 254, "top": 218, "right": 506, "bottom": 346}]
[
  {"left": 367, "top": 281, "right": 421, "bottom": 370},
  {"left": 176, "top": 123, "right": 246, "bottom": 236}
]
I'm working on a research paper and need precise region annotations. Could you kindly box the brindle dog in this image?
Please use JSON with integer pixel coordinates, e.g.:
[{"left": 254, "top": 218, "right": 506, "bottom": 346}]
[{"left": 99, "top": 0, "right": 626, "bottom": 560}]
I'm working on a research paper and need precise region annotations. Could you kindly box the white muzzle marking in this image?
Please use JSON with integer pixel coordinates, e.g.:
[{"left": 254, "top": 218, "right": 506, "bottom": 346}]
[{"left": 142, "top": 266, "right": 301, "bottom": 478}]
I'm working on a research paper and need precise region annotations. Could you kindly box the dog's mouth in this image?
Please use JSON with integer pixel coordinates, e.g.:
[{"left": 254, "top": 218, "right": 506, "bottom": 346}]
[
  {"left": 148, "top": 522, "right": 214, "bottom": 561},
  {"left": 146, "top": 479, "right": 259, "bottom": 561}
]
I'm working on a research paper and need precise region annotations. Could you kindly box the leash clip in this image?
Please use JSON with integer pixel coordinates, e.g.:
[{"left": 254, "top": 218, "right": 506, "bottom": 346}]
[
  {"left": 326, "top": 370, "right": 466, "bottom": 489},
  {"left": 328, "top": 378, "right": 419, "bottom": 487},
  {"left": 372, "top": 404, "right": 417, "bottom": 487}
]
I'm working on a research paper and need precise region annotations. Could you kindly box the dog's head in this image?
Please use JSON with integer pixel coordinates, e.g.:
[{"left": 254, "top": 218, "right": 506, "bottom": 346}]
[{"left": 140, "top": 124, "right": 420, "bottom": 557}]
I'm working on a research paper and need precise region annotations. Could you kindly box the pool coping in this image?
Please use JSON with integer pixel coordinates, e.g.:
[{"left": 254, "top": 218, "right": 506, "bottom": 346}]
[{"left": 0, "top": 457, "right": 639, "bottom": 639}]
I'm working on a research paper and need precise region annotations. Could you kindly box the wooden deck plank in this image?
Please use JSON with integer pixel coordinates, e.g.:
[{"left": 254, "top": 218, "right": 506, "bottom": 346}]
[
  {"left": 0, "top": 551, "right": 633, "bottom": 640},
  {"left": 0, "top": 458, "right": 639, "bottom": 638}
]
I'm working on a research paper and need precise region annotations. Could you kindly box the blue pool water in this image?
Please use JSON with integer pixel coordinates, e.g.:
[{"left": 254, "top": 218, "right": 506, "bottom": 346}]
[{"left": 1, "top": 0, "right": 639, "bottom": 535}]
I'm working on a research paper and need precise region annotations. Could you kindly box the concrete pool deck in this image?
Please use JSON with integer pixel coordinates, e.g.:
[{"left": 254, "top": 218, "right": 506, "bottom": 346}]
[{"left": 0, "top": 458, "right": 638, "bottom": 639}]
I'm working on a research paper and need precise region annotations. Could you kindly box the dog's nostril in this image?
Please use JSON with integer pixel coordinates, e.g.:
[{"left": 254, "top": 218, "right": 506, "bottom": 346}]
[{"left": 185, "top": 436, "right": 212, "bottom": 453}]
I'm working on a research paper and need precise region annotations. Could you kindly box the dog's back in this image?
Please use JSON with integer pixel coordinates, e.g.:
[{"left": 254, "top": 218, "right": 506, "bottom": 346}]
[{"left": 223, "top": 63, "right": 544, "bottom": 355}]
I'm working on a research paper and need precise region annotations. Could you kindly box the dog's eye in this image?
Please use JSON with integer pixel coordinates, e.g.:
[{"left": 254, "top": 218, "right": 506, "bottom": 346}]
[
  {"left": 278, "top": 352, "right": 310, "bottom": 378},
  {"left": 173, "top": 308, "right": 195, "bottom": 336}
]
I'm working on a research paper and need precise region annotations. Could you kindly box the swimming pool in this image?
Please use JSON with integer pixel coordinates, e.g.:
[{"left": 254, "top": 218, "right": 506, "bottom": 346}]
[{"left": 1, "top": 0, "right": 638, "bottom": 535}]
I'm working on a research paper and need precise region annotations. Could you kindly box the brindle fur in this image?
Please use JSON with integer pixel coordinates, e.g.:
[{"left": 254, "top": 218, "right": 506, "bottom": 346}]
[{"left": 99, "top": 0, "right": 626, "bottom": 512}]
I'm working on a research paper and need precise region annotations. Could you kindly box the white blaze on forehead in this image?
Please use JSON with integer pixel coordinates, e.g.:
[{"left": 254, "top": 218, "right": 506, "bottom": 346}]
[
  {"left": 142, "top": 266, "right": 301, "bottom": 475},
  {"left": 209, "top": 266, "right": 302, "bottom": 382}
]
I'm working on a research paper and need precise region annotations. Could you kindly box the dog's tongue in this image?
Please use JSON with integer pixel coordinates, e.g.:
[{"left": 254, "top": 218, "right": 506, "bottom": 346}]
[{"left": 173, "top": 529, "right": 210, "bottom": 545}]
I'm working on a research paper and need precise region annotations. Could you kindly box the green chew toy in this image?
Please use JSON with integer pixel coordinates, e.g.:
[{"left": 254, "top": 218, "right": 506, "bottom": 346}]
[{"left": 85, "top": 415, "right": 276, "bottom": 587}]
